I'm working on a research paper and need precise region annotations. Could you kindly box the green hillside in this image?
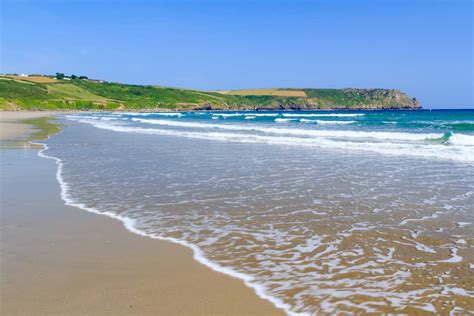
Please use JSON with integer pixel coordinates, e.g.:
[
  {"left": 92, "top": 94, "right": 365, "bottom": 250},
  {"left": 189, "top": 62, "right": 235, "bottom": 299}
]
[{"left": 0, "top": 75, "right": 421, "bottom": 111}]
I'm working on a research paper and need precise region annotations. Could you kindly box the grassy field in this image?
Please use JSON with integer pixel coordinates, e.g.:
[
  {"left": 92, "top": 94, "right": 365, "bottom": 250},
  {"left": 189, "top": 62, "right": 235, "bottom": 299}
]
[
  {"left": 0, "top": 78, "right": 52, "bottom": 100},
  {"left": 6, "top": 75, "right": 57, "bottom": 84},
  {"left": 47, "top": 84, "right": 108, "bottom": 102},
  {"left": 0, "top": 74, "right": 421, "bottom": 110}
]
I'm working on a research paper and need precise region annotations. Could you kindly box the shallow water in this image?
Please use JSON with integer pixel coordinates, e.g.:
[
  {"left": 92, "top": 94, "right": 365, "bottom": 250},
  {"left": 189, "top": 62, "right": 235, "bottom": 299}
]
[{"left": 44, "top": 110, "right": 474, "bottom": 314}]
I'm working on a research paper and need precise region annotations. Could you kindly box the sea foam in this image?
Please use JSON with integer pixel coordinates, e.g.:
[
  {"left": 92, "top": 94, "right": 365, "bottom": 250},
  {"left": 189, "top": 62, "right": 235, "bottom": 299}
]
[
  {"left": 74, "top": 118, "right": 474, "bottom": 163},
  {"left": 34, "top": 140, "right": 302, "bottom": 316},
  {"left": 35, "top": 114, "right": 474, "bottom": 314}
]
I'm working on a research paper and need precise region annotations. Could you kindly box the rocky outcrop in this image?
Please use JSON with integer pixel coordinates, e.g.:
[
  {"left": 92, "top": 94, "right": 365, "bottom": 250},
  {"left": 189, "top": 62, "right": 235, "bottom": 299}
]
[
  {"left": 189, "top": 89, "right": 421, "bottom": 111},
  {"left": 335, "top": 89, "right": 421, "bottom": 109}
]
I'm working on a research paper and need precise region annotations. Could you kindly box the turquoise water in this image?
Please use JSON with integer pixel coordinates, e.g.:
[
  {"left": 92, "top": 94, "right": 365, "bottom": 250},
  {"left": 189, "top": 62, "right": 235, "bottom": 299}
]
[
  {"left": 121, "top": 109, "right": 474, "bottom": 132},
  {"left": 43, "top": 109, "right": 474, "bottom": 315},
  {"left": 69, "top": 109, "right": 474, "bottom": 163}
]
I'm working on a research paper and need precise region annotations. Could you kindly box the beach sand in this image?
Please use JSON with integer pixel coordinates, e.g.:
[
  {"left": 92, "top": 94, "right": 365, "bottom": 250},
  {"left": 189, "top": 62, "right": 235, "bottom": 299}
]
[
  {"left": 0, "top": 112, "right": 50, "bottom": 145},
  {"left": 0, "top": 113, "right": 281, "bottom": 315},
  {"left": 0, "top": 111, "right": 67, "bottom": 149}
]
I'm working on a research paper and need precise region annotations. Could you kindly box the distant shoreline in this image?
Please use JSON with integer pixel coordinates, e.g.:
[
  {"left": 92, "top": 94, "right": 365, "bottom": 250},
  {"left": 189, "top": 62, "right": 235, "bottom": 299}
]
[
  {"left": 0, "top": 107, "right": 426, "bottom": 114},
  {"left": 1, "top": 75, "right": 422, "bottom": 111}
]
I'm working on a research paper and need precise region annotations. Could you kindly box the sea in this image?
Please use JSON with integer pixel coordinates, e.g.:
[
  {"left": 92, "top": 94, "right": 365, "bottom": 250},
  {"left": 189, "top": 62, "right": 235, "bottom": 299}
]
[{"left": 41, "top": 109, "right": 474, "bottom": 315}]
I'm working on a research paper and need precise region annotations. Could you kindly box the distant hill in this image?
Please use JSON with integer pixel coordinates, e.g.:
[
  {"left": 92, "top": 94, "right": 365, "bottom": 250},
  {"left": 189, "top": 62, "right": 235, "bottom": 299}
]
[{"left": 0, "top": 75, "right": 421, "bottom": 111}]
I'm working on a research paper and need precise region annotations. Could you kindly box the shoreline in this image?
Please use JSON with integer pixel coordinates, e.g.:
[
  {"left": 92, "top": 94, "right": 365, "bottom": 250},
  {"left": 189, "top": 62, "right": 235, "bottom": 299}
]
[
  {"left": 0, "top": 111, "right": 65, "bottom": 148},
  {"left": 1, "top": 107, "right": 425, "bottom": 114},
  {"left": 37, "top": 141, "right": 294, "bottom": 315},
  {"left": 1, "top": 112, "right": 283, "bottom": 315}
]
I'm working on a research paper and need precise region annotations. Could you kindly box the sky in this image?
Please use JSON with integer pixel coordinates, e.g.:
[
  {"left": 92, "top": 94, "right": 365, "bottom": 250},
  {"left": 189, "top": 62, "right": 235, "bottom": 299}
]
[{"left": 1, "top": 0, "right": 472, "bottom": 108}]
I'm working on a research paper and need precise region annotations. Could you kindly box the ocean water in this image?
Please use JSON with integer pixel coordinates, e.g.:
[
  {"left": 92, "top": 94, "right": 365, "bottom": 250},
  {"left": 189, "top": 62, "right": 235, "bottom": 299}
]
[{"left": 43, "top": 110, "right": 473, "bottom": 314}]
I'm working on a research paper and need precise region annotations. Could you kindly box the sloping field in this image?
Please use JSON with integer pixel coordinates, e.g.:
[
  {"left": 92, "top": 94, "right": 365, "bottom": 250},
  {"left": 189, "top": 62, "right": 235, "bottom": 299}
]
[
  {"left": 6, "top": 75, "right": 57, "bottom": 84},
  {"left": 216, "top": 89, "right": 307, "bottom": 97},
  {"left": 47, "top": 84, "right": 108, "bottom": 102}
]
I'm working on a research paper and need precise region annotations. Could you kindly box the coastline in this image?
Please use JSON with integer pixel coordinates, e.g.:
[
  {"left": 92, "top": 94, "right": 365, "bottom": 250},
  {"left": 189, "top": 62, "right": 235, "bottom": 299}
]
[
  {"left": 0, "top": 112, "right": 282, "bottom": 315},
  {"left": 1, "top": 107, "right": 424, "bottom": 115}
]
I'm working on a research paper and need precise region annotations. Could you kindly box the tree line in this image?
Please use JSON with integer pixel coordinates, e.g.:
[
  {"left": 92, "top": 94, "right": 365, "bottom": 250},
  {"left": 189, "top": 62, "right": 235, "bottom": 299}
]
[{"left": 55, "top": 73, "right": 88, "bottom": 80}]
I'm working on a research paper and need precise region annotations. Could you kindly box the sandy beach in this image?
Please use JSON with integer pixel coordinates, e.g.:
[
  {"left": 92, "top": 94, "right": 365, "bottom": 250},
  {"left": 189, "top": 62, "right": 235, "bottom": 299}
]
[
  {"left": 0, "top": 111, "right": 59, "bottom": 147},
  {"left": 0, "top": 112, "right": 281, "bottom": 315},
  {"left": 2, "top": 0, "right": 473, "bottom": 313}
]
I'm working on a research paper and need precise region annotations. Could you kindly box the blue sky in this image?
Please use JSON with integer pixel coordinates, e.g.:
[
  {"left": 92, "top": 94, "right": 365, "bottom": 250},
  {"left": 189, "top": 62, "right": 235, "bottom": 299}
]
[{"left": 1, "top": 0, "right": 472, "bottom": 108}]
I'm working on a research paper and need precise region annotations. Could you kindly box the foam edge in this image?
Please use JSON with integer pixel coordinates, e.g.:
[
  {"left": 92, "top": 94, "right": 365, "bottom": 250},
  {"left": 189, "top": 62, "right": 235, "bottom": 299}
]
[{"left": 32, "top": 140, "right": 304, "bottom": 316}]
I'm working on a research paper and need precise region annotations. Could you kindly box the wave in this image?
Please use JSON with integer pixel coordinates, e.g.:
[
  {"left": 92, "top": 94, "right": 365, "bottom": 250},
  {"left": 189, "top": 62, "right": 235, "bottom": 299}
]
[
  {"left": 442, "top": 122, "right": 474, "bottom": 132},
  {"left": 275, "top": 118, "right": 296, "bottom": 123},
  {"left": 65, "top": 115, "right": 119, "bottom": 121},
  {"left": 248, "top": 113, "right": 280, "bottom": 117},
  {"left": 123, "top": 112, "right": 184, "bottom": 117},
  {"left": 34, "top": 142, "right": 300, "bottom": 316},
  {"left": 212, "top": 113, "right": 244, "bottom": 117},
  {"left": 39, "top": 117, "right": 474, "bottom": 314},
  {"left": 132, "top": 112, "right": 362, "bottom": 118},
  {"left": 155, "top": 112, "right": 184, "bottom": 117},
  {"left": 129, "top": 118, "right": 445, "bottom": 142},
  {"left": 282, "top": 113, "right": 365, "bottom": 117},
  {"left": 405, "top": 120, "right": 474, "bottom": 132},
  {"left": 74, "top": 119, "right": 474, "bottom": 163},
  {"left": 300, "top": 119, "right": 356, "bottom": 125},
  {"left": 449, "top": 134, "right": 474, "bottom": 146}
]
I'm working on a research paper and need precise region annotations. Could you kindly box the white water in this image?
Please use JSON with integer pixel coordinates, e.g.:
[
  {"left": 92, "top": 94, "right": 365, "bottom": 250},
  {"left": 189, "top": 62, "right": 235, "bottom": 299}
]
[
  {"left": 300, "top": 119, "right": 356, "bottom": 124},
  {"left": 35, "top": 141, "right": 302, "bottom": 316},
  {"left": 282, "top": 113, "right": 365, "bottom": 117},
  {"left": 72, "top": 117, "right": 474, "bottom": 163},
  {"left": 129, "top": 118, "right": 444, "bottom": 141},
  {"left": 37, "top": 114, "right": 474, "bottom": 314}
]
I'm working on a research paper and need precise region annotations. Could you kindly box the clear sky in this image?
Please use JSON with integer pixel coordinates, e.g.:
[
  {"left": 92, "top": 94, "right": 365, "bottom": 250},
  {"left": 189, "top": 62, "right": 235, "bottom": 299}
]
[{"left": 1, "top": 0, "right": 472, "bottom": 108}]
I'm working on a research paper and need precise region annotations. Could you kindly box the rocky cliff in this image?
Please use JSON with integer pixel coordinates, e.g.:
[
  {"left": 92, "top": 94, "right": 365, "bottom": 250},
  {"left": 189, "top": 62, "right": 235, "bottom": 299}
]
[{"left": 203, "top": 89, "right": 421, "bottom": 111}]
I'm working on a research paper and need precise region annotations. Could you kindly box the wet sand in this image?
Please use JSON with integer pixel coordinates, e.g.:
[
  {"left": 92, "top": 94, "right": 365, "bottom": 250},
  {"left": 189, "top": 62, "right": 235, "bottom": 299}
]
[
  {"left": 0, "top": 113, "right": 282, "bottom": 315},
  {"left": 0, "top": 111, "right": 65, "bottom": 148}
]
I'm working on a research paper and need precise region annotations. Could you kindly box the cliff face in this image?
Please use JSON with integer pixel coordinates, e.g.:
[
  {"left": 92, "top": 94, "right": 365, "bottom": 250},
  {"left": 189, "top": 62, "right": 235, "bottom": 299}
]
[
  {"left": 202, "top": 89, "right": 421, "bottom": 111},
  {"left": 335, "top": 89, "right": 421, "bottom": 109}
]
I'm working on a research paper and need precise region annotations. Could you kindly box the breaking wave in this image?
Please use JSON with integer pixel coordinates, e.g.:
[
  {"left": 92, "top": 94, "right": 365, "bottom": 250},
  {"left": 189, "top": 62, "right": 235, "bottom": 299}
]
[{"left": 70, "top": 117, "right": 474, "bottom": 163}]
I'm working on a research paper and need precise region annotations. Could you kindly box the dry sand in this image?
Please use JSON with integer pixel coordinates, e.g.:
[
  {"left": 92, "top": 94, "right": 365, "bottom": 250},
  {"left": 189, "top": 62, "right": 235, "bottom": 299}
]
[{"left": 0, "top": 112, "right": 282, "bottom": 315}]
